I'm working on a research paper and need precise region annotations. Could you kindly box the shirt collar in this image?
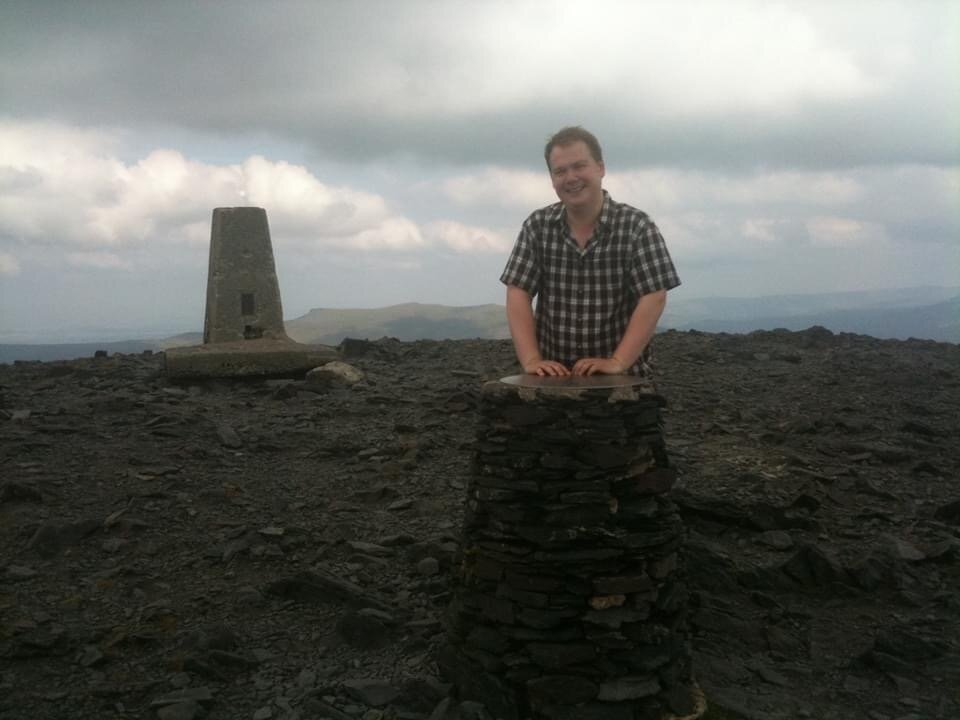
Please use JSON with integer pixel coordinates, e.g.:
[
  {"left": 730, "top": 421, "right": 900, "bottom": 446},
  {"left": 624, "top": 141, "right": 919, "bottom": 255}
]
[{"left": 549, "top": 190, "right": 613, "bottom": 231}]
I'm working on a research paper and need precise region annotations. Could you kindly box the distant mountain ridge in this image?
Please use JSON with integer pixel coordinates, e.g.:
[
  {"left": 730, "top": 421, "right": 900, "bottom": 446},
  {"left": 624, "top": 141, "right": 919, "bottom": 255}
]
[
  {"left": 284, "top": 302, "right": 510, "bottom": 345},
  {"left": 2, "top": 287, "right": 957, "bottom": 363},
  {"left": 671, "top": 295, "right": 960, "bottom": 342},
  {"left": 661, "top": 287, "right": 960, "bottom": 343}
]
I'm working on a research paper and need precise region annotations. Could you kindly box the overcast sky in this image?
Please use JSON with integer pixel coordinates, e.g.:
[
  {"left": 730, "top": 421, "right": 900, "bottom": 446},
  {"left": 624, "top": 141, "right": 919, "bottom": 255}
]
[{"left": 1, "top": 0, "right": 958, "bottom": 341}]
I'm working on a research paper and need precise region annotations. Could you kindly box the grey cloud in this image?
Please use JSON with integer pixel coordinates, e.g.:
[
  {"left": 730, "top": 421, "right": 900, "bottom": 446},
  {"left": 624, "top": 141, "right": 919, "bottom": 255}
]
[{"left": 2, "top": 1, "right": 956, "bottom": 171}]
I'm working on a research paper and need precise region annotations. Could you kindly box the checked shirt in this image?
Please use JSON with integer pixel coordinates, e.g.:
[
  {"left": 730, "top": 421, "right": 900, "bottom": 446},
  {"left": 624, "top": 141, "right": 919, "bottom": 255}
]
[{"left": 500, "top": 191, "right": 680, "bottom": 375}]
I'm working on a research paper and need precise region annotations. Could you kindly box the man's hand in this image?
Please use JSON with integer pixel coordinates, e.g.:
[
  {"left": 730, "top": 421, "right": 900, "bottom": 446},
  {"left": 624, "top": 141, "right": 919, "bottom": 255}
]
[
  {"left": 572, "top": 356, "right": 627, "bottom": 376},
  {"left": 525, "top": 359, "right": 571, "bottom": 376}
]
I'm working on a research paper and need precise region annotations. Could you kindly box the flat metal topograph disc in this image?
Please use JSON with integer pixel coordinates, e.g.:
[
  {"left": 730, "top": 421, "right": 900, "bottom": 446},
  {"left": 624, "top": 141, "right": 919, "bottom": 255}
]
[{"left": 499, "top": 374, "right": 650, "bottom": 389}]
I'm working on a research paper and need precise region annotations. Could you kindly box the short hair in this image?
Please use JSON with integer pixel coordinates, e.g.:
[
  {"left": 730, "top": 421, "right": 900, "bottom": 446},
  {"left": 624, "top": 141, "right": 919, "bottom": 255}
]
[{"left": 544, "top": 126, "right": 603, "bottom": 169}]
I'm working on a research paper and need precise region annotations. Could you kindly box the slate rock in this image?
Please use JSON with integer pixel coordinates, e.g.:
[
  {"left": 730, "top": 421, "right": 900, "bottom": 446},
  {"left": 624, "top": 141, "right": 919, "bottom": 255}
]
[
  {"left": 0, "top": 481, "right": 43, "bottom": 503},
  {"left": 306, "top": 361, "right": 365, "bottom": 387},
  {"left": 872, "top": 627, "right": 947, "bottom": 662},
  {"left": 342, "top": 678, "right": 399, "bottom": 707},
  {"left": 417, "top": 557, "right": 440, "bottom": 576},
  {"left": 526, "top": 675, "right": 598, "bottom": 705},
  {"left": 157, "top": 701, "right": 202, "bottom": 720},
  {"left": 264, "top": 569, "right": 390, "bottom": 611},
  {"left": 780, "top": 544, "right": 852, "bottom": 588},
  {"left": 28, "top": 519, "right": 101, "bottom": 558},
  {"left": 4, "top": 565, "right": 38, "bottom": 581},
  {"left": 934, "top": 499, "right": 960, "bottom": 525},
  {"left": 339, "top": 338, "right": 373, "bottom": 358},
  {"left": 337, "top": 611, "right": 391, "bottom": 650},
  {"left": 151, "top": 687, "right": 215, "bottom": 707},
  {"left": 217, "top": 423, "right": 243, "bottom": 448},
  {"left": 758, "top": 530, "right": 794, "bottom": 551},
  {"left": 597, "top": 675, "right": 660, "bottom": 700}
]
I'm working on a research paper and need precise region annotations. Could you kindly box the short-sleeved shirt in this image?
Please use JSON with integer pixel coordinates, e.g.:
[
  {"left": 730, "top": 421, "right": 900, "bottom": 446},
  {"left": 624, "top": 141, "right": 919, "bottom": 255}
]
[{"left": 500, "top": 191, "right": 680, "bottom": 375}]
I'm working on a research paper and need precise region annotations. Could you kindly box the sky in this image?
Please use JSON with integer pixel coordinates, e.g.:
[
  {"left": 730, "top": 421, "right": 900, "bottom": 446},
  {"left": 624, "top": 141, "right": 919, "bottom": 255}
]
[{"left": 0, "top": 0, "right": 958, "bottom": 342}]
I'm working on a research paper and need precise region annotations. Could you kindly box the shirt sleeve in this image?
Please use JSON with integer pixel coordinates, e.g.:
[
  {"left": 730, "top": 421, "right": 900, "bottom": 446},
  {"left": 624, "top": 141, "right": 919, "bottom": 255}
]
[
  {"left": 630, "top": 218, "right": 681, "bottom": 296},
  {"left": 499, "top": 220, "right": 541, "bottom": 296}
]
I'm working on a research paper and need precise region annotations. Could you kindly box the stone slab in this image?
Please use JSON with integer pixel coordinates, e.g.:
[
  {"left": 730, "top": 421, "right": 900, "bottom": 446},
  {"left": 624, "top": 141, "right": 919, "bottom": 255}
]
[
  {"left": 489, "top": 375, "right": 662, "bottom": 404},
  {"left": 164, "top": 339, "right": 338, "bottom": 380},
  {"left": 500, "top": 374, "right": 650, "bottom": 389}
]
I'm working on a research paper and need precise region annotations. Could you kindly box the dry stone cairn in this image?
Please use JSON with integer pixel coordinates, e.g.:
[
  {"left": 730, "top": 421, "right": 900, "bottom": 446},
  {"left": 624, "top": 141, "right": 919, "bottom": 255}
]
[{"left": 443, "top": 376, "right": 701, "bottom": 720}]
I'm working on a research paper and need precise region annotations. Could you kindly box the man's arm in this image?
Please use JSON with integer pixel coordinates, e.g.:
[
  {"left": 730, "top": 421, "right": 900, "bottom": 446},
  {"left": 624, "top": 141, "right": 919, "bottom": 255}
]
[
  {"left": 506, "top": 285, "right": 570, "bottom": 376},
  {"left": 572, "top": 289, "right": 667, "bottom": 376}
]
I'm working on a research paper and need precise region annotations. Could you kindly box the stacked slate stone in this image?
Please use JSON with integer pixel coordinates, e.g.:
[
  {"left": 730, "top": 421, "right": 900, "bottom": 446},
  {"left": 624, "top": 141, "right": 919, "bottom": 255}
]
[{"left": 443, "top": 379, "right": 700, "bottom": 720}]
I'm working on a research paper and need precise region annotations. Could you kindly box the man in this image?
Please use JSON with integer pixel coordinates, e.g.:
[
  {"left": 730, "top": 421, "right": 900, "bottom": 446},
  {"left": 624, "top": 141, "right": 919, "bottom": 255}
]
[{"left": 500, "top": 126, "right": 680, "bottom": 377}]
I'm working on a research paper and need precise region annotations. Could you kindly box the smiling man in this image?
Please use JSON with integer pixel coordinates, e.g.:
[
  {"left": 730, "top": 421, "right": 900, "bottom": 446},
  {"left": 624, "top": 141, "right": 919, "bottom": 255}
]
[{"left": 501, "top": 126, "right": 681, "bottom": 377}]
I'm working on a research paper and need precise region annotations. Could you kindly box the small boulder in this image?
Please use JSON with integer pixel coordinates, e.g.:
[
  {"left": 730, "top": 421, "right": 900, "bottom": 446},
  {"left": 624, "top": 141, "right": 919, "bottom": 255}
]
[{"left": 306, "top": 361, "right": 365, "bottom": 388}]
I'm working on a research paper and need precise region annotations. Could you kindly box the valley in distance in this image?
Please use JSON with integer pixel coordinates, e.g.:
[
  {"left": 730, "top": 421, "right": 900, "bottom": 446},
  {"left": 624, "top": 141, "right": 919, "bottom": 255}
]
[{"left": 1, "top": 285, "right": 958, "bottom": 364}]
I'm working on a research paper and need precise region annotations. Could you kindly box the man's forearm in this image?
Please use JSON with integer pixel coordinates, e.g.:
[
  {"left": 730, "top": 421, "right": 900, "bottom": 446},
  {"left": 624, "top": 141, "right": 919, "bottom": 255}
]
[
  {"left": 505, "top": 286, "right": 541, "bottom": 367},
  {"left": 612, "top": 290, "right": 667, "bottom": 367}
]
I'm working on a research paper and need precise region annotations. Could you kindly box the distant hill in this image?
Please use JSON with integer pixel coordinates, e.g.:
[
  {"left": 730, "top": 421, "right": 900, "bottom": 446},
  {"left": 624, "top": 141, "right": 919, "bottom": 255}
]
[
  {"left": 284, "top": 302, "right": 510, "bottom": 345},
  {"left": 3, "top": 288, "right": 957, "bottom": 363},
  {"left": 671, "top": 295, "right": 960, "bottom": 343},
  {"left": 0, "top": 340, "right": 160, "bottom": 364},
  {"left": 661, "top": 288, "right": 960, "bottom": 343}
]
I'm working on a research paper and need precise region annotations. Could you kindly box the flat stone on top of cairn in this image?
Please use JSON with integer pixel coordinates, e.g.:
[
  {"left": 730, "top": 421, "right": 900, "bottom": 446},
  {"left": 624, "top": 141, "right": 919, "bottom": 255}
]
[{"left": 443, "top": 375, "right": 704, "bottom": 720}]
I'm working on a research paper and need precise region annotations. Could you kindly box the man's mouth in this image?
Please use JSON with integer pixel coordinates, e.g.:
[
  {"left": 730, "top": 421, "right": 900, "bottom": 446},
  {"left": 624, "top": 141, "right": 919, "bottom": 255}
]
[{"left": 565, "top": 183, "right": 585, "bottom": 195}]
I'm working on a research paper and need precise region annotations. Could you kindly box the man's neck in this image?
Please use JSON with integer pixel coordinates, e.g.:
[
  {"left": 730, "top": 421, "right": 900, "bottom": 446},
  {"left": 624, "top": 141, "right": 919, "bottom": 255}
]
[{"left": 564, "top": 194, "right": 604, "bottom": 246}]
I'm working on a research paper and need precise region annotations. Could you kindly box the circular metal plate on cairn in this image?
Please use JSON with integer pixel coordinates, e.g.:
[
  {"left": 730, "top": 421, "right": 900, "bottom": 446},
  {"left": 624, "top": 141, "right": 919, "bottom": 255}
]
[{"left": 499, "top": 374, "right": 649, "bottom": 389}]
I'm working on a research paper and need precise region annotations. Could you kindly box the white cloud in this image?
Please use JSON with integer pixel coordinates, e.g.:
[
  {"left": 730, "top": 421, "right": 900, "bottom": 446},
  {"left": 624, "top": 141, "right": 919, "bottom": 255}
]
[
  {"left": 314, "top": 2, "right": 885, "bottom": 120},
  {"left": 0, "top": 252, "right": 20, "bottom": 275},
  {"left": 0, "top": 122, "right": 448, "bottom": 263},
  {"left": 341, "top": 217, "right": 426, "bottom": 252},
  {"left": 607, "top": 170, "right": 864, "bottom": 211},
  {"left": 741, "top": 219, "right": 787, "bottom": 245},
  {"left": 806, "top": 216, "right": 888, "bottom": 248},
  {"left": 423, "top": 220, "right": 511, "bottom": 254},
  {"left": 441, "top": 168, "right": 553, "bottom": 209},
  {"left": 65, "top": 251, "right": 132, "bottom": 270}
]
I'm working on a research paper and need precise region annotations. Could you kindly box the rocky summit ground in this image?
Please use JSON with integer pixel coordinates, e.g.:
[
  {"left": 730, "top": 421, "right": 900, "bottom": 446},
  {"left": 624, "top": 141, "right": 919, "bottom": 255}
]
[{"left": 1, "top": 328, "right": 958, "bottom": 720}]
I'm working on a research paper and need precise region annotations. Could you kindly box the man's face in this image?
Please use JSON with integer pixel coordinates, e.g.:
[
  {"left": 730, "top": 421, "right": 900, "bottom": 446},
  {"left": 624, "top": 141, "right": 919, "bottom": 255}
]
[{"left": 548, "top": 141, "right": 605, "bottom": 212}]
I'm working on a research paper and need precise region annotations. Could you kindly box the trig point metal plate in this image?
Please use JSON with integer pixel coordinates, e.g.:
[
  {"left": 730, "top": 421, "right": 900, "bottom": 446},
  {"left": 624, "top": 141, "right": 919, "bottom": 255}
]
[{"left": 499, "top": 374, "right": 649, "bottom": 389}]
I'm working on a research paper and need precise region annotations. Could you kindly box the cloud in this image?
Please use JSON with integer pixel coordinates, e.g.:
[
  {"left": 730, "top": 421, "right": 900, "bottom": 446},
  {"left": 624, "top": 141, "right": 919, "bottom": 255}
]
[
  {"left": 1, "top": 1, "right": 955, "bottom": 169},
  {"left": 0, "top": 122, "right": 460, "bottom": 264},
  {"left": 0, "top": 252, "right": 20, "bottom": 275},
  {"left": 806, "top": 216, "right": 888, "bottom": 248},
  {"left": 606, "top": 170, "right": 865, "bottom": 210},
  {"left": 65, "top": 251, "right": 132, "bottom": 270},
  {"left": 423, "top": 220, "right": 511, "bottom": 254},
  {"left": 441, "top": 168, "right": 553, "bottom": 209}
]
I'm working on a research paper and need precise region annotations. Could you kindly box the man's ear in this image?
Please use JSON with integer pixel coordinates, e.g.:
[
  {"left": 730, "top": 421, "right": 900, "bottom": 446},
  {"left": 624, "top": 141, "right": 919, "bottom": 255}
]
[{"left": 599, "top": 161, "right": 606, "bottom": 178}]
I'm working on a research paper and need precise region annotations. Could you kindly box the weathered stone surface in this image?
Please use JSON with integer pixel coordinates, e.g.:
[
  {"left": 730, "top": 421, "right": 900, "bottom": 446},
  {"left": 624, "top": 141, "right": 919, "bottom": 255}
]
[
  {"left": 597, "top": 674, "right": 661, "bottom": 700},
  {"left": 165, "top": 338, "right": 338, "bottom": 379},
  {"left": 336, "top": 611, "right": 392, "bottom": 650},
  {"left": 2, "top": 330, "right": 958, "bottom": 720},
  {"left": 306, "top": 360, "right": 365, "bottom": 387},
  {"left": 203, "top": 206, "right": 286, "bottom": 344},
  {"left": 342, "top": 678, "right": 399, "bottom": 707},
  {"left": 526, "top": 674, "right": 599, "bottom": 705},
  {"left": 446, "top": 378, "right": 692, "bottom": 718}
]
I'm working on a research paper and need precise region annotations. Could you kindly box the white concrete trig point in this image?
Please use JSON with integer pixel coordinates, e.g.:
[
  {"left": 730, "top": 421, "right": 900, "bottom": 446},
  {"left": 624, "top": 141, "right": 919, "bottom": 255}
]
[{"left": 203, "top": 207, "right": 290, "bottom": 344}]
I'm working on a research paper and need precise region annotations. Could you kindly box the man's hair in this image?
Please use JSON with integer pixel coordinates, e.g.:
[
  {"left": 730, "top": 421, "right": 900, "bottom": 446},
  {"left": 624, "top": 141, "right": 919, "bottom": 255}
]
[{"left": 544, "top": 126, "right": 603, "bottom": 169}]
